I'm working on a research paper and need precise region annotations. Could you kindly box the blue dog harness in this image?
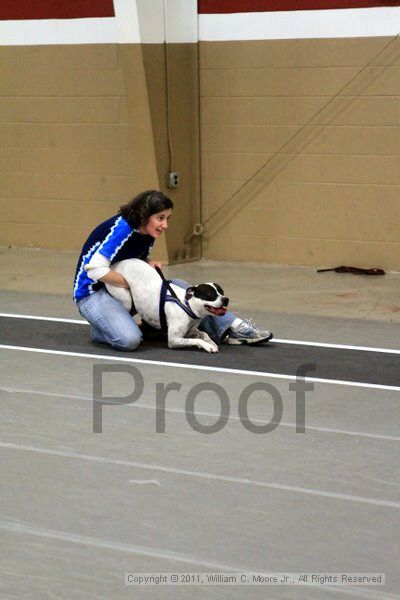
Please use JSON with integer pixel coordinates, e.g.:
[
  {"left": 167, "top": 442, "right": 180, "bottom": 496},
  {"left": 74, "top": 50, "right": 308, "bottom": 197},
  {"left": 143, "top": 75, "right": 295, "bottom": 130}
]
[{"left": 156, "top": 268, "right": 198, "bottom": 331}]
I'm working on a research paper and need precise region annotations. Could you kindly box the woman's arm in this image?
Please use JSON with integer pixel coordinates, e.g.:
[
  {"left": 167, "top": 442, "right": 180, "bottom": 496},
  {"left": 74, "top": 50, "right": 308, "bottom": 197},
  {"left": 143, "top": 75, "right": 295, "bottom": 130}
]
[
  {"left": 84, "top": 253, "right": 129, "bottom": 288},
  {"left": 98, "top": 270, "right": 129, "bottom": 288}
]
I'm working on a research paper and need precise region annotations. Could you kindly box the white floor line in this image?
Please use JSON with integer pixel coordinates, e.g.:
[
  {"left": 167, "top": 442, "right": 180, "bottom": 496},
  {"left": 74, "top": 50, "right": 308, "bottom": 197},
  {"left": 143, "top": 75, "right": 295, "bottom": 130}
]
[
  {"left": 0, "top": 312, "right": 87, "bottom": 325},
  {"left": 0, "top": 522, "right": 394, "bottom": 600},
  {"left": 1, "top": 344, "right": 400, "bottom": 392},
  {"left": 1, "top": 312, "right": 400, "bottom": 354},
  {"left": 2, "top": 441, "right": 399, "bottom": 509},
  {"left": 274, "top": 338, "right": 400, "bottom": 355},
  {"left": 2, "top": 386, "right": 399, "bottom": 443},
  {"left": 0, "top": 519, "right": 249, "bottom": 572}
]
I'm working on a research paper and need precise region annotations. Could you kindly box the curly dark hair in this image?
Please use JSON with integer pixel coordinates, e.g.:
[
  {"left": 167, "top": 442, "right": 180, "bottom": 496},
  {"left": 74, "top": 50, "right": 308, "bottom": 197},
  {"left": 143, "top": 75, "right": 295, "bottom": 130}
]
[{"left": 119, "top": 190, "right": 174, "bottom": 229}]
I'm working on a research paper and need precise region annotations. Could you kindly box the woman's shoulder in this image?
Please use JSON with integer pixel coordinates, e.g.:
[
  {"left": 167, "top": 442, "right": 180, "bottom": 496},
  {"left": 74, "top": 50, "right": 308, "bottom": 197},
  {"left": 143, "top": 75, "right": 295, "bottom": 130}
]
[
  {"left": 93, "top": 214, "right": 132, "bottom": 238},
  {"left": 108, "top": 213, "right": 131, "bottom": 229}
]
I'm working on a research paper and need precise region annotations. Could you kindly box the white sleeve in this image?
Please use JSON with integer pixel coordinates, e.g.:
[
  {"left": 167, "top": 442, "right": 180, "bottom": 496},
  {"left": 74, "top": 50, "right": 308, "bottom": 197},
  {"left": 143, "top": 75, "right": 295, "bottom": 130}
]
[{"left": 84, "top": 252, "right": 111, "bottom": 281}]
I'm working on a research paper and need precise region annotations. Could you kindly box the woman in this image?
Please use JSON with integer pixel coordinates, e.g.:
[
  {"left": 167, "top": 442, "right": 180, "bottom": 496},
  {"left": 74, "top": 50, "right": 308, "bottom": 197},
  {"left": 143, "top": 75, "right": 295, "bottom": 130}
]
[{"left": 74, "top": 190, "right": 272, "bottom": 350}]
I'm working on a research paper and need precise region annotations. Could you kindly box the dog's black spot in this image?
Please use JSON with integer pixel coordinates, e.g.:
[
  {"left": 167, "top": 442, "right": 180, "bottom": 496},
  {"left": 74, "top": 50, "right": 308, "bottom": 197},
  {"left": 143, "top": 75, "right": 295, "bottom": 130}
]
[
  {"left": 213, "top": 283, "right": 224, "bottom": 296},
  {"left": 194, "top": 284, "right": 219, "bottom": 302}
]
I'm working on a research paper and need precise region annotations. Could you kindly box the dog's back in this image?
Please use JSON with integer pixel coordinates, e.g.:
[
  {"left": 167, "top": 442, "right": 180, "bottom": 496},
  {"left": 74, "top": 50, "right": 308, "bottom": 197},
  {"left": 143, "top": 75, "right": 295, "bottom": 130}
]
[{"left": 106, "top": 259, "right": 163, "bottom": 327}]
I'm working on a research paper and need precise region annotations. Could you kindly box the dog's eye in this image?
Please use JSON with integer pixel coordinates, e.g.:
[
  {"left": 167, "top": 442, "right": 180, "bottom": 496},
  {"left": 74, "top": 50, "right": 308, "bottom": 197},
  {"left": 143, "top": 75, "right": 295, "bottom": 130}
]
[
  {"left": 194, "top": 284, "right": 218, "bottom": 301},
  {"left": 213, "top": 283, "right": 224, "bottom": 295}
]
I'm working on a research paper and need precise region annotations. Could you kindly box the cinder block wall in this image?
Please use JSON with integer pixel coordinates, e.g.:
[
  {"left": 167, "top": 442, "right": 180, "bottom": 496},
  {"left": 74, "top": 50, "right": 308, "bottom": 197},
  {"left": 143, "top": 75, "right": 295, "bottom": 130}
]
[
  {"left": 200, "top": 35, "right": 400, "bottom": 269},
  {"left": 0, "top": 0, "right": 199, "bottom": 264},
  {"left": 0, "top": 44, "right": 165, "bottom": 253},
  {"left": 141, "top": 43, "right": 201, "bottom": 262},
  {"left": 3, "top": 1, "right": 400, "bottom": 270}
]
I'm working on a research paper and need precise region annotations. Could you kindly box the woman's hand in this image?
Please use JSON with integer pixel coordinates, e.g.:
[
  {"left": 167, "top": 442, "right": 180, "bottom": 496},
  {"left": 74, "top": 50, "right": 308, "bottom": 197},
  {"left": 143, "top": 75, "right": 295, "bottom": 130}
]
[
  {"left": 99, "top": 271, "right": 130, "bottom": 288},
  {"left": 147, "top": 260, "right": 164, "bottom": 269}
]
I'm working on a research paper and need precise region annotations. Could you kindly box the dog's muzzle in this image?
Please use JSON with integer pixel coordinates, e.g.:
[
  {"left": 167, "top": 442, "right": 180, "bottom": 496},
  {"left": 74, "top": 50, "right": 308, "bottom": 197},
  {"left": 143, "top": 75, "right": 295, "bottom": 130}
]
[{"left": 205, "top": 296, "right": 229, "bottom": 316}]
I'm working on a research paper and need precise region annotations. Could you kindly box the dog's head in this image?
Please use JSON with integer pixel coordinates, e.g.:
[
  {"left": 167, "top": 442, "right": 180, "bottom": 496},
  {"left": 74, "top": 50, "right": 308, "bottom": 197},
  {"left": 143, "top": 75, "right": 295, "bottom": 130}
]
[{"left": 185, "top": 283, "right": 229, "bottom": 318}]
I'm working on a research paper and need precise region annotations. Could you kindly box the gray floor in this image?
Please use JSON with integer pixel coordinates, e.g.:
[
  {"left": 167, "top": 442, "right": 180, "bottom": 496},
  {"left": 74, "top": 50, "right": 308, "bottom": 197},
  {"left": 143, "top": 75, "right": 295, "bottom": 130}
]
[{"left": 1, "top": 247, "right": 399, "bottom": 599}]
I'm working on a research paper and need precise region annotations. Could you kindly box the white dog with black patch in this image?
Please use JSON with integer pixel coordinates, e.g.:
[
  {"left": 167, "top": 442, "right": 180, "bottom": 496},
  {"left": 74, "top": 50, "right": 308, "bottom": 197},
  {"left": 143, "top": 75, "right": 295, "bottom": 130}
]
[{"left": 105, "top": 258, "right": 229, "bottom": 353}]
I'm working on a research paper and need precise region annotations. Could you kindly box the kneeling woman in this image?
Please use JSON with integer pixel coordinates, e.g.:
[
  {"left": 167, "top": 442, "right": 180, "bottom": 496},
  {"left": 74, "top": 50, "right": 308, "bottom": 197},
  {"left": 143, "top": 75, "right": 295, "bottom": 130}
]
[{"left": 74, "top": 190, "right": 272, "bottom": 350}]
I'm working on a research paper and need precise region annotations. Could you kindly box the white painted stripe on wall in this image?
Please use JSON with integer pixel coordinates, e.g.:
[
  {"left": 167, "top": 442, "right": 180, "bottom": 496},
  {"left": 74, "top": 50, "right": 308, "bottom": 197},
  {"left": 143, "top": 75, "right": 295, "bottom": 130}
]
[
  {"left": 0, "top": 0, "right": 141, "bottom": 45},
  {"left": 0, "top": 0, "right": 197, "bottom": 46},
  {"left": 199, "top": 7, "right": 400, "bottom": 41},
  {"left": 166, "top": 0, "right": 197, "bottom": 43},
  {"left": 0, "top": 3, "right": 398, "bottom": 45},
  {"left": 114, "top": 0, "right": 141, "bottom": 42},
  {"left": 136, "top": 0, "right": 198, "bottom": 43},
  {"left": 0, "top": 17, "right": 127, "bottom": 46}
]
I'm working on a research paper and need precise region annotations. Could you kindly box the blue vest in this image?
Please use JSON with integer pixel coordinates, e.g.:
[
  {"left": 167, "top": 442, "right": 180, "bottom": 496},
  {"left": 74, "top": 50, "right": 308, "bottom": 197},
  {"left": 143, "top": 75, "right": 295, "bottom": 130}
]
[{"left": 73, "top": 215, "right": 154, "bottom": 301}]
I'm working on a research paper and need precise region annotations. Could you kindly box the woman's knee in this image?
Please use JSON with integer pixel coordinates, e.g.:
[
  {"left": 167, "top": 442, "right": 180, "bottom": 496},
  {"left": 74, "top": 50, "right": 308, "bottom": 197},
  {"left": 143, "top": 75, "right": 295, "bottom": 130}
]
[
  {"left": 113, "top": 330, "right": 142, "bottom": 351},
  {"left": 170, "top": 278, "right": 190, "bottom": 289}
]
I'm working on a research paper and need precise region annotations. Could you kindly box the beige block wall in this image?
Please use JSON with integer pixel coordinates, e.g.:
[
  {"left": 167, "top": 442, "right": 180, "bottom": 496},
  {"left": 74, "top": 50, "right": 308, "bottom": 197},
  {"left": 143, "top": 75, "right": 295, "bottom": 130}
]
[
  {"left": 0, "top": 44, "right": 168, "bottom": 262},
  {"left": 141, "top": 43, "right": 201, "bottom": 261},
  {"left": 200, "top": 37, "right": 400, "bottom": 269},
  {"left": 3, "top": 35, "right": 399, "bottom": 270}
]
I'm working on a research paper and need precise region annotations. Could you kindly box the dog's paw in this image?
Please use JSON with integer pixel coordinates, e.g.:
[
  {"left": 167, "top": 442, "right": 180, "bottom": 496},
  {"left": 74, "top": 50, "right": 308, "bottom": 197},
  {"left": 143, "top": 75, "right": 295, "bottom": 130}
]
[{"left": 201, "top": 341, "right": 219, "bottom": 353}]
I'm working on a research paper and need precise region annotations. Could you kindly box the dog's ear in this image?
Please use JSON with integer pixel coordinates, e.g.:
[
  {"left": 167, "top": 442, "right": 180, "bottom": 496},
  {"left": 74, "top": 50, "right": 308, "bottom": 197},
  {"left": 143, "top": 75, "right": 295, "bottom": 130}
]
[{"left": 185, "top": 286, "right": 195, "bottom": 300}]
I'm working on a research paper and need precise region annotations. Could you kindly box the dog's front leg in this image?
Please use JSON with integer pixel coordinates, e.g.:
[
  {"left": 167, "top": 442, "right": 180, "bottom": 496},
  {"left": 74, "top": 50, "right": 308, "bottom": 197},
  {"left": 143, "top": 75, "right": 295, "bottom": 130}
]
[
  {"left": 189, "top": 328, "right": 219, "bottom": 353},
  {"left": 167, "top": 323, "right": 219, "bottom": 353},
  {"left": 169, "top": 337, "right": 219, "bottom": 353}
]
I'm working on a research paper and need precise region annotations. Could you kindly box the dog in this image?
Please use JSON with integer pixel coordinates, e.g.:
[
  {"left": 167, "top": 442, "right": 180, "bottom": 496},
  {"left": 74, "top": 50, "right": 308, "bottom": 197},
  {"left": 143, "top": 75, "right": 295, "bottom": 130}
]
[{"left": 105, "top": 259, "right": 229, "bottom": 353}]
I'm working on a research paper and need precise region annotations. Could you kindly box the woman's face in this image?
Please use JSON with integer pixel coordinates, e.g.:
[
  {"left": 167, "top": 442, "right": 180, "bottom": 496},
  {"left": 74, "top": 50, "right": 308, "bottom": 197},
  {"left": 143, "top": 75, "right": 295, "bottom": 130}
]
[{"left": 139, "top": 208, "right": 172, "bottom": 238}]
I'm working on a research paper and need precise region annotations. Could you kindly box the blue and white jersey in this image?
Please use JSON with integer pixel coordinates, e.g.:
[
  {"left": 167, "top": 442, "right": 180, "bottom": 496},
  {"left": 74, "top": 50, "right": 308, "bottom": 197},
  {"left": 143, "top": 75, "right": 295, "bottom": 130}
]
[{"left": 73, "top": 215, "right": 154, "bottom": 301}]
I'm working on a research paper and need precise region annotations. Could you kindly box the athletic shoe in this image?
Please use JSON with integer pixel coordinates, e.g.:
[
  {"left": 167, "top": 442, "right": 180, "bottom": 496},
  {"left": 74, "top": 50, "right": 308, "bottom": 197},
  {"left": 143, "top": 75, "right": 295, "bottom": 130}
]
[{"left": 227, "top": 318, "right": 273, "bottom": 345}]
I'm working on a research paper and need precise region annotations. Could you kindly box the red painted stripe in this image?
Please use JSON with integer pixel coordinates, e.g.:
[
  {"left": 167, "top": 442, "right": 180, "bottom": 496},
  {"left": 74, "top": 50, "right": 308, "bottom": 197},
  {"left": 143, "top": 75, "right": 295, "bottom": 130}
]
[
  {"left": 0, "top": 0, "right": 115, "bottom": 20},
  {"left": 199, "top": 0, "right": 400, "bottom": 13}
]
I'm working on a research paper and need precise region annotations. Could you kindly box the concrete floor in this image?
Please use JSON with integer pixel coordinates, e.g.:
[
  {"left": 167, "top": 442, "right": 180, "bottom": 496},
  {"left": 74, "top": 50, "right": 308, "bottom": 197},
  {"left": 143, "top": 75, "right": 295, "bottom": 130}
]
[{"left": 1, "top": 246, "right": 399, "bottom": 599}]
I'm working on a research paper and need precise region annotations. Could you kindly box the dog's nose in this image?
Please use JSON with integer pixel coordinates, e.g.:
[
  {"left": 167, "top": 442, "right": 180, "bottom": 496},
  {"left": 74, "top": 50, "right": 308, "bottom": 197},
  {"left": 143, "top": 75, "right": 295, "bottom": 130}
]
[{"left": 222, "top": 296, "right": 229, "bottom": 307}]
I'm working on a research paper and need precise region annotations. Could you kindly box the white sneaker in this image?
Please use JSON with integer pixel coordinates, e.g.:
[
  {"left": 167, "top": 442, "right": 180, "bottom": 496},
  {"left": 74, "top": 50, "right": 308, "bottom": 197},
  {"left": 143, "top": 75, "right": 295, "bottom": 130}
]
[{"left": 227, "top": 318, "right": 273, "bottom": 345}]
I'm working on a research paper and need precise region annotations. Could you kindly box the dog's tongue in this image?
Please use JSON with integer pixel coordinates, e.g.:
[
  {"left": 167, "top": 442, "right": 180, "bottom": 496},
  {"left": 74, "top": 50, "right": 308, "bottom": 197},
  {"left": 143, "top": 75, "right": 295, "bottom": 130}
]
[{"left": 206, "top": 306, "right": 227, "bottom": 316}]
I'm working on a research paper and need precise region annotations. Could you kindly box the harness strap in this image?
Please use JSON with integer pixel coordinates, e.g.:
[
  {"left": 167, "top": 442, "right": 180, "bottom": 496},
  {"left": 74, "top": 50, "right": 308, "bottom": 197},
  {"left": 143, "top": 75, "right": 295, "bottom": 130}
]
[
  {"left": 127, "top": 287, "right": 136, "bottom": 316},
  {"left": 157, "top": 270, "right": 198, "bottom": 331},
  {"left": 159, "top": 280, "right": 168, "bottom": 331},
  {"left": 165, "top": 295, "right": 198, "bottom": 320},
  {"left": 155, "top": 266, "right": 178, "bottom": 299}
]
